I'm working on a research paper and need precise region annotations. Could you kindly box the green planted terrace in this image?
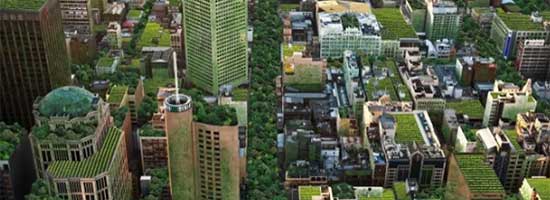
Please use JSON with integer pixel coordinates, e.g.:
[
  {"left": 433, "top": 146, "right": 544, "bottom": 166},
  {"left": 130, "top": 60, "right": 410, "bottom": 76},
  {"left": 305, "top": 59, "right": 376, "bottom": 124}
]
[
  {"left": 526, "top": 178, "right": 550, "bottom": 199},
  {"left": 47, "top": 127, "right": 122, "bottom": 178},
  {"left": 446, "top": 99, "right": 484, "bottom": 119},
  {"left": 137, "top": 22, "right": 172, "bottom": 49},
  {"left": 284, "top": 64, "right": 324, "bottom": 92},
  {"left": 392, "top": 113, "right": 424, "bottom": 144},
  {"left": 455, "top": 154, "right": 505, "bottom": 193},
  {"left": 0, "top": 0, "right": 46, "bottom": 11},
  {"left": 299, "top": 186, "right": 322, "bottom": 200},
  {"left": 504, "top": 129, "right": 524, "bottom": 153},
  {"left": 496, "top": 8, "right": 550, "bottom": 31},
  {"left": 372, "top": 8, "right": 417, "bottom": 40},
  {"left": 0, "top": 122, "right": 23, "bottom": 160},
  {"left": 108, "top": 85, "right": 128, "bottom": 104},
  {"left": 365, "top": 60, "right": 411, "bottom": 101}
]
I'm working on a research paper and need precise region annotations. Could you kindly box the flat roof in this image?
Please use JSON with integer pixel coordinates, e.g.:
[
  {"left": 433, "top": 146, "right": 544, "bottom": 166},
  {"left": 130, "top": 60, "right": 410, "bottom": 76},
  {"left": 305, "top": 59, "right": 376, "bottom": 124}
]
[
  {"left": 372, "top": 8, "right": 417, "bottom": 40},
  {"left": 0, "top": 0, "right": 46, "bottom": 11},
  {"left": 317, "top": 1, "right": 370, "bottom": 13},
  {"left": 496, "top": 9, "right": 550, "bottom": 31},
  {"left": 526, "top": 178, "right": 550, "bottom": 199},
  {"left": 455, "top": 154, "right": 505, "bottom": 193}
]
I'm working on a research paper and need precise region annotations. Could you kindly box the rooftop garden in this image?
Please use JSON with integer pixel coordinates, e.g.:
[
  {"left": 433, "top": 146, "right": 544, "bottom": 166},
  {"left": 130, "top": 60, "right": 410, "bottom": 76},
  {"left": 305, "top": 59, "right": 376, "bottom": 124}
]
[
  {"left": 393, "top": 182, "right": 408, "bottom": 200},
  {"left": 107, "top": 85, "right": 128, "bottom": 104},
  {"left": 446, "top": 99, "right": 484, "bottom": 119},
  {"left": 141, "top": 168, "right": 169, "bottom": 200},
  {"left": 0, "top": 122, "right": 24, "bottom": 160},
  {"left": 231, "top": 88, "right": 248, "bottom": 101},
  {"left": 372, "top": 8, "right": 417, "bottom": 40},
  {"left": 504, "top": 129, "right": 524, "bottom": 153},
  {"left": 225, "top": 101, "right": 248, "bottom": 127},
  {"left": 127, "top": 9, "right": 143, "bottom": 20},
  {"left": 392, "top": 114, "right": 424, "bottom": 144},
  {"left": 0, "top": 0, "right": 46, "bottom": 11},
  {"left": 47, "top": 128, "right": 122, "bottom": 177},
  {"left": 137, "top": 22, "right": 172, "bottom": 49},
  {"left": 194, "top": 103, "right": 239, "bottom": 126},
  {"left": 280, "top": 3, "right": 300, "bottom": 12},
  {"left": 283, "top": 44, "right": 305, "bottom": 58},
  {"left": 284, "top": 64, "right": 324, "bottom": 92},
  {"left": 332, "top": 183, "right": 355, "bottom": 199},
  {"left": 496, "top": 8, "right": 550, "bottom": 31},
  {"left": 461, "top": 125, "right": 477, "bottom": 142},
  {"left": 341, "top": 13, "right": 360, "bottom": 30},
  {"left": 143, "top": 68, "right": 173, "bottom": 95},
  {"left": 111, "top": 106, "right": 129, "bottom": 128},
  {"left": 526, "top": 178, "right": 550, "bottom": 199},
  {"left": 366, "top": 60, "right": 411, "bottom": 101},
  {"left": 32, "top": 120, "right": 98, "bottom": 141},
  {"left": 357, "top": 188, "right": 395, "bottom": 200},
  {"left": 97, "top": 56, "right": 115, "bottom": 67},
  {"left": 455, "top": 154, "right": 505, "bottom": 193},
  {"left": 139, "top": 124, "right": 165, "bottom": 137},
  {"left": 298, "top": 186, "right": 322, "bottom": 200}
]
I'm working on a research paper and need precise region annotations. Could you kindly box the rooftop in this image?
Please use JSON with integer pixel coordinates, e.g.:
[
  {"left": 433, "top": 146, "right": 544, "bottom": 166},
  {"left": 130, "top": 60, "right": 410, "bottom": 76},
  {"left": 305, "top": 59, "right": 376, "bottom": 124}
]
[
  {"left": 38, "top": 86, "right": 96, "bottom": 118},
  {"left": 317, "top": 0, "right": 370, "bottom": 13},
  {"left": 392, "top": 113, "right": 424, "bottom": 144},
  {"left": 446, "top": 99, "right": 484, "bottom": 119},
  {"left": 0, "top": 0, "right": 46, "bottom": 11},
  {"left": 455, "top": 154, "right": 505, "bottom": 193},
  {"left": 137, "top": 22, "right": 172, "bottom": 49},
  {"left": 526, "top": 178, "right": 550, "bottom": 199},
  {"left": 372, "top": 8, "right": 417, "bottom": 40},
  {"left": 47, "top": 127, "right": 122, "bottom": 178},
  {"left": 298, "top": 186, "right": 322, "bottom": 200},
  {"left": 107, "top": 85, "right": 128, "bottom": 104},
  {"left": 504, "top": 129, "right": 524, "bottom": 153},
  {"left": 284, "top": 63, "right": 324, "bottom": 92},
  {"left": 496, "top": 9, "right": 550, "bottom": 31},
  {"left": 318, "top": 12, "right": 381, "bottom": 37}
]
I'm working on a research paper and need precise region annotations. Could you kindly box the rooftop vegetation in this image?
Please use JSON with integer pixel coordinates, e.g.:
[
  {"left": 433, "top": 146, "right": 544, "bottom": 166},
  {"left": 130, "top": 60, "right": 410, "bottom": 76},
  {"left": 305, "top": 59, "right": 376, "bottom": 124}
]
[
  {"left": 25, "top": 179, "right": 60, "bottom": 200},
  {"left": 504, "top": 129, "right": 524, "bottom": 153},
  {"left": 332, "top": 183, "right": 355, "bottom": 199},
  {"left": 283, "top": 44, "right": 305, "bottom": 58},
  {"left": 341, "top": 13, "right": 360, "bottom": 30},
  {"left": 140, "top": 124, "right": 165, "bottom": 137},
  {"left": 461, "top": 125, "right": 477, "bottom": 142},
  {"left": 392, "top": 114, "right": 423, "bottom": 144},
  {"left": 0, "top": 0, "right": 46, "bottom": 11},
  {"left": 446, "top": 99, "right": 484, "bottom": 119},
  {"left": 143, "top": 68, "right": 173, "bottom": 95},
  {"left": 366, "top": 60, "right": 411, "bottom": 101},
  {"left": 526, "top": 178, "right": 550, "bottom": 199},
  {"left": 32, "top": 120, "right": 98, "bottom": 141},
  {"left": 284, "top": 64, "right": 324, "bottom": 92},
  {"left": 455, "top": 154, "right": 505, "bottom": 193},
  {"left": 372, "top": 8, "right": 417, "bottom": 40},
  {"left": 357, "top": 188, "right": 395, "bottom": 200},
  {"left": 97, "top": 57, "right": 115, "bottom": 67},
  {"left": 108, "top": 85, "right": 128, "bottom": 104},
  {"left": 111, "top": 106, "right": 129, "bottom": 128},
  {"left": 0, "top": 122, "right": 24, "bottom": 160},
  {"left": 194, "top": 102, "right": 238, "bottom": 126},
  {"left": 496, "top": 8, "right": 550, "bottom": 31},
  {"left": 280, "top": 3, "right": 299, "bottom": 12},
  {"left": 298, "top": 186, "right": 322, "bottom": 200},
  {"left": 226, "top": 101, "right": 247, "bottom": 127},
  {"left": 232, "top": 88, "right": 248, "bottom": 101},
  {"left": 127, "top": 9, "right": 143, "bottom": 19},
  {"left": 141, "top": 168, "right": 169, "bottom": 200},
  {"left": 137, "top": 22, "right": 172, "bottom": 49},
  {"left": 393, "top": 182, "right": 408, "bottom": 200},
  {"left": 47, "top": 128, "right": 122, "bottom": 177}
]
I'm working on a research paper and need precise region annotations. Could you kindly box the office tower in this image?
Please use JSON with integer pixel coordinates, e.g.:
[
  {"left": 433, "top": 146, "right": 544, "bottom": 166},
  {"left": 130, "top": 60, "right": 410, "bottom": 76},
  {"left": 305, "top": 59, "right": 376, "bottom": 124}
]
[
  {"left": 164, "top": 93, "right": 242, "bottom": 200},
  {"left": 515, "top": 40, "right": 550, "bottom": 81},
  {"left": 426, "top": 0, "right": 460, "bottom": 41},
  {"left": 0, "top": 0, "right": 71, "bottom": 128},
  {"left": 29, "top": 86, "right": 132, "bottom": 199},
  {"left": 456, "top": 56, "right": 497, "bottom": 86},
  {"left": 59, "top": 0, "right": 94, "bottom": 36},
  {"left": 183, "top": 0, "right": 248, "bottom": 94},
  {"left": 483, "top": 80, "right": 537, "bottom": 126}
]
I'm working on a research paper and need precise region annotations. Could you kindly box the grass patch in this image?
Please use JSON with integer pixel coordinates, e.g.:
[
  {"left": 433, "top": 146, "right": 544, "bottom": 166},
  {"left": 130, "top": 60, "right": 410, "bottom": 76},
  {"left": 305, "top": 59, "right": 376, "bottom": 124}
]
[
  {"left": 298, "top": 186, "right": 321, "bottom": 200},
  {"left": 393, "top": 113, "right": 423, "bottom": 144},
  {"left": 280, "top": 3, "right": 300, "bottom": 12},
  {"left": 107, "top": 85, "right": 128, "bottom": 104},
  {"left": 283, "top": 44, "right": 305, "bottom": 58},
  {"left": 372, "top": 8, "right": 417, "bottom": 40},
  {"left": 446, "top": 100, "right": 484, "bottom": 119},
  {"left": 232, "top": 88, "right": 248, "bottom": 101},
  {"left": 284, "top": 64, "right": 324, "bottom": 92},
  {"left": 143, "top": 68, "right": 173, "bottom": 95},
  {"left": 137, "top": 22, "right": 172, "bottom": 49}
]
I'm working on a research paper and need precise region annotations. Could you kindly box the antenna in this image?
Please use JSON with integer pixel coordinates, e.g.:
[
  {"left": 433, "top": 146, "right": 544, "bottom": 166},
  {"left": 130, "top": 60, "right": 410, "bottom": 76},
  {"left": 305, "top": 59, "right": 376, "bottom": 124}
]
[{"left": 172, "top": 51, "right": 179, "bottom": 103}]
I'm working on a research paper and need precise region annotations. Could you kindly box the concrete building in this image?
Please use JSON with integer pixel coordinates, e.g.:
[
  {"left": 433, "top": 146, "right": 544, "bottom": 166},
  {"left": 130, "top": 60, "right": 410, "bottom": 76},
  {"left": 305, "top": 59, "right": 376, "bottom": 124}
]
[
  {"left": 59, "top": 0, "right": 94, "bottom": 36},
  {"left": 29, "top": 86, "right": 132, "bottom": 199},
  {"left": 491, "top": 10, "right": 550, "bottom": 59},
  {"left": 456, "top": 56, "right": 497, "bottom": 86},
  {"left": 164, "top": 93, "right": 243, "bottom": 200},
  {"left": 288, "top": 12, "right": 314, "bottom": 44},
  {"left": 482, "top": 80, "right": 537, "bottom": 126},
  {"left": 426, "top": 0, "right": 460, "bottom": 41},
  {"left": 106, "top": 22, "right": 122, "bottom": 49},
  {"left": 183, "top": 0, "right": 248, "bottom": 94},
  {"left": 515, "top": 39, "right": 550, "bottom": 80},
  {"left": 0, "top": 0, "right": 71, "bottom": 128}
]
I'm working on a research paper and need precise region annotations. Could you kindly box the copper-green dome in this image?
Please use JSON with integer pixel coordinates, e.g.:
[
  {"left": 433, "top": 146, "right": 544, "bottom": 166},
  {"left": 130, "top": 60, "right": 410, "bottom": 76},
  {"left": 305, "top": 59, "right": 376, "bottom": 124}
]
[{"left": 38, "top": 86, "right": 96, "bottom": 117}]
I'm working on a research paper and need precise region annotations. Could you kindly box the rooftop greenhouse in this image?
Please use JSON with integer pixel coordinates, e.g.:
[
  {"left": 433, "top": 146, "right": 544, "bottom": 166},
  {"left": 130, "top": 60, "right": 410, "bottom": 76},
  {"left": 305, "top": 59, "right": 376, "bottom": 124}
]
[
  {"left": 392, "top": 113, "right": 424, "bottom": 144},
  {"left": 496, "top": 8, "right": 550, "bottom": 31},
  {"left": 47, "top": 128, "right": 122, "bottom": 177},
  {"left": 0, "top": 0, "right": 46, "bottom": 11},
  {"left": 0, "top": 122, "right": 24, "bottom": 160},
  {"left": 284, "top": 64, "right": 324, "bottom": 92},
  {"left": 446, "top": 99, "right": 484, "bottom": 119},
  {"left": 298, "top": 186, "right": 322, "bottom": 200},
  {"left": 38, "top": 86, "right": 96, "bottom": 118},
  {"left": 372, "top": 8, "right": 417, "bottom": 40},
  {"left": 137, "top": 22, "right": 172, "bottom": 49},
  {"left": 455, "top": 154, "right": 505, "bottom": 193}
]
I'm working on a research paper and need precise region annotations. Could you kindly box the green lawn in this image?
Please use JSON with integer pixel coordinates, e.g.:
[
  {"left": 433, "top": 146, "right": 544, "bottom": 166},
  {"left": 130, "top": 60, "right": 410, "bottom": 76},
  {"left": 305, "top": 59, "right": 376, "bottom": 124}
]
[
  {"left": 137, "top": 22, "right": 172, "bottom": 49},
  {"left": 372, "top": 8, "right": 417, "bottom": 40},
  {"left": 526, "top": 178, "right": 550, "bottom": 199},
  {"left": 393, "top": 114, "right": 423, "bottom": 144},
  {"left": 283, "top": 44, "right": 305, "bottom": 58},
  {"left": 284, "top": 64, "right": 324, "bottom": 92},
  {"left": 446, "top": 99, "right": 484, "bottom": 119},
  {"left": 143, "top": 68, "right": 173, "bottom": 95},
  {"left": 280, "top": 3, "right": 300, "bottom": 12},
  {"left": 298, "top": 186, "right": 322, "bottom": 200},
  {"left": 108, "top": 85, "right": 128, "bottom": 104}
]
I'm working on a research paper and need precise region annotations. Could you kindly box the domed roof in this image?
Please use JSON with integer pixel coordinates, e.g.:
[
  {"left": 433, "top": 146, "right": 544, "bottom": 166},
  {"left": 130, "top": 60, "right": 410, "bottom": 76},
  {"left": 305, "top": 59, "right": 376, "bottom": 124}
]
[{"left": 38, "top": 86, "right": 96, "bottom": 118}]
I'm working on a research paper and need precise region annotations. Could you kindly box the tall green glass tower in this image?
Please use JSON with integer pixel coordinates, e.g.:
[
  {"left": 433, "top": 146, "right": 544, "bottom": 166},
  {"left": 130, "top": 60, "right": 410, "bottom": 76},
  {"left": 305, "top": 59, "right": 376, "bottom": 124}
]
[{"left": 183, "top": 0, "right": 248, "bottom": 94}]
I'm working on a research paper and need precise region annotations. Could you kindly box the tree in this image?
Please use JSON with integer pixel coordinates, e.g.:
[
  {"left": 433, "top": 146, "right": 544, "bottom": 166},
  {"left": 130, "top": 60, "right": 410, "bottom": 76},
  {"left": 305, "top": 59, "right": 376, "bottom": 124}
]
[
  {"left": 25, "top": 179, "right": 61, "bottom": 200},
  {"left": 137, "top": 96, "right": 157, "bottom": 125}
]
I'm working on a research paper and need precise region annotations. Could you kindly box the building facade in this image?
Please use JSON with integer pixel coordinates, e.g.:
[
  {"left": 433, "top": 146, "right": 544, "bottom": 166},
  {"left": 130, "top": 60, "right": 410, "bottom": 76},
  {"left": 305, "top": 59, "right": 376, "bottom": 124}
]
[
  {"left": 483, "top": 80, "right": 537, "bottom": 126},
  {"left": 515, "top": 39, "right": 550, "bottom": 80},
  {"left": 426, "top": 1, "right": 460, "bottom": 41},
  {"left": 59, "top": 0, "right": 94, "bottom": 36},
  {"left": 0, "top": 0, "right": 71, "bottom": 128},
  {"left": 183, "top": 0, "right": 248, "bottom": 94}
]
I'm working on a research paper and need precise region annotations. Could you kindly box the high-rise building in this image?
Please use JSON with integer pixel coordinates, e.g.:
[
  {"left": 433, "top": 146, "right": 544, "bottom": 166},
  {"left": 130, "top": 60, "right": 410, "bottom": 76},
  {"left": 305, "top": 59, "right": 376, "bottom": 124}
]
[
  {"left": 163, "top": 93, "right": 243, "bottom": 200},
  {"left": 426, "top": 0, "right": 460, "bottom": 41},
  {"left": 515, "top": 40, "right": 550, "bottom": 80},
  {"left": 482, "top": 80, "right": 538, "bottom": 126},
  {"left": 29, "top": 86, "right": 132, "bottom": 199},
  {"left": 456, "top": 56, "right": 497, "bottom": 86},
  {"left": 59, "top": 0, "right": 94, "bottom": 36},
  {"left": 0, "top": 0, "right": 71, "bottom": 128},
  {"left": 183, "top": 0, "right": 248, "bottom": 94}
]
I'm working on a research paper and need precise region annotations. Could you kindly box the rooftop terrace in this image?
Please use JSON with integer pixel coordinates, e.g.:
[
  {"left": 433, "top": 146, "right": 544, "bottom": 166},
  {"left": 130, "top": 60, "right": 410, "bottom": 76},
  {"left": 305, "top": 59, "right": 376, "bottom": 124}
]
[
  {"left": 392, "top": 113, "right": 424, "bottom": 144},
  {"left": 446, "top": 99, "right": 484, "bottom": 119},
  {"left": 455, "top": 154, "right": 504, "bottom": 193},
  {"left": 298, "top": 186, "right": 322, "bottom": 200},
  {"left": 137, "top": 22, "right": 172, "bottom": 49},
  {"left": 372, "top": 8, "right": 417, "bottom": 40},
  {"left": 526, "top": 178, "right": 550, "bottom": 199},
  {"left": 496, "top": 9, "right": 550, "bottom": 31},
  {"left": 107, "top": 85, "right": 128, "bottom": 104},
  {"left": 284, "top": 64, "right": 324, "bottom": 92},
  {"left": 47, "top": 128, "right": 122, "bottom": 178},
  {"left": 0, "top": 0, "right": 46, "bottom": 11}
]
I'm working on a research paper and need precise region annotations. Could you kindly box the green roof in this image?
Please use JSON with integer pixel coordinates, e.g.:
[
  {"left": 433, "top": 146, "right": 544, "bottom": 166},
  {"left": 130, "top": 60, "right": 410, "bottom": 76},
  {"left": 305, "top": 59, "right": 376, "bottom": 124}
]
[
  {"left": 137, "top": 22, "right": 172, "bottom": 49},
  {"left": 526, "top": 178, "right": 550, "bottom": 199},
  {"left": 455, "top": 154, "right": 505, "bottom": 193},
  {"left": 0, "top": 122, "right": 23, "bottom": 160},
  {"left": 97, "top": 57, "right": 115, "bottom": 67},
  {"left": 139, "top": 125, "right": 165, "bottom": 137},
  {"left": 283, "top": 44, "right": 305, "bottom": 58},
  {"left": 231, "top": 88, "right": 248, "bottom": 101},
  {"left": 127, "top": 9, "right": 143, "bottom": 19},
  {"left": 38, "top": 86, "right": 95, "bottom": 118},
  {"left": 298, "top": 186, "right": 322, "bottom": 200},
  {"left": 358, "top": 189, "right": 396, "bottom": 200},
  {"left": 393, "top": 182, "right": 408, "bottom": 200},
  {"left": 47, "top": 127, "right": 122, "bottom": 178},
  {"left": 504, "top": 129, "right": 524, "bottom": 153},
  {"left": 284, "top": 64, "right": 324, "bottom": 92},
  {"left": 446, "top": 100, "right": 484, "bottom": 119},
  {"left": 372, "top": 8, "right": 417, "bottom": 40},
  {"left": 393, "top": 113, "right": 424, "bottom": 144},
  {"left": 226, "top": 102, "right": 247, "bottom": 127},
  {"left": 107, "top": 85, "right": 128, "bottom": 104},
  {"left": 366, "top": 60, "right": 411, "bottom": 101},
  {"left": 0, "top": 0, "right": 46, "bottom": 11},
  {"left": 496, "top": 9, "right": 550, "bottom": 31}
]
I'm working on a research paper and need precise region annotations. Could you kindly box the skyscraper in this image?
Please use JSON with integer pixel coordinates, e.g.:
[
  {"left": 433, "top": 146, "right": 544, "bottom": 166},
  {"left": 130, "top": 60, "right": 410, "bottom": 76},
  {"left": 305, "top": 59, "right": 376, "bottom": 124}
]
[
  {"left": 0, "top": 0, "right": 71, "bottom": 128},
  {"left": 183, "top": 0, "right": 248, "bottom": 94}
]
